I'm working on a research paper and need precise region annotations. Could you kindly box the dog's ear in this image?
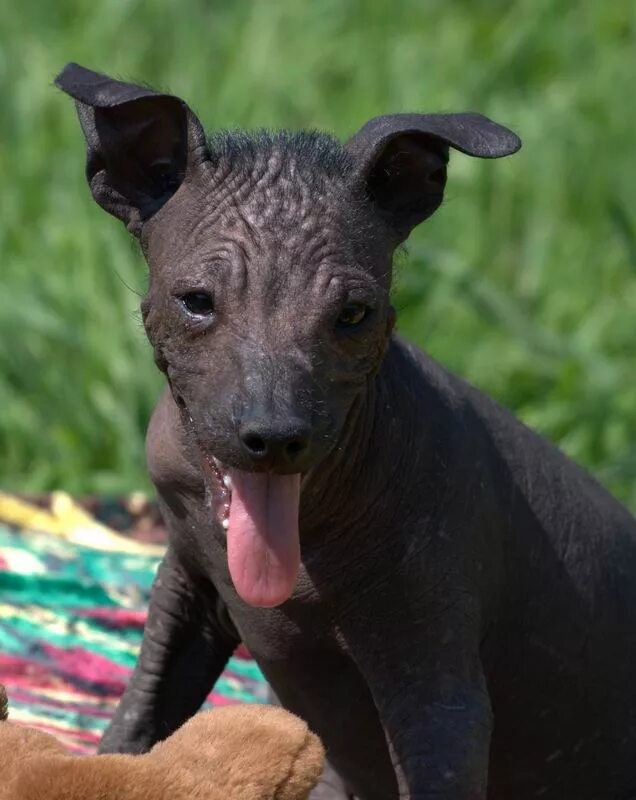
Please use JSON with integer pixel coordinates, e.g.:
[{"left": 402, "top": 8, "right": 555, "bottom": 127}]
[
  {"left": 55, "top": 63, "right": 209, "bottom": 235},
  {"left": 345, "top": 112, "right": 521, "bottom": 243}
]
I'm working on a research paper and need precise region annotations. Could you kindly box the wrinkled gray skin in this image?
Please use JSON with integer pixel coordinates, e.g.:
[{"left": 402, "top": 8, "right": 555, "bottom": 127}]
[{"left": 55, "top": 64, "right": 636, "bottom": 799}]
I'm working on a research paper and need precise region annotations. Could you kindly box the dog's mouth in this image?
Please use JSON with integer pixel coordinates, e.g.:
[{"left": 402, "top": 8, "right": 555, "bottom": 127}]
[{"left": 201, "top": 453, "right": 301, "bottom": 609}]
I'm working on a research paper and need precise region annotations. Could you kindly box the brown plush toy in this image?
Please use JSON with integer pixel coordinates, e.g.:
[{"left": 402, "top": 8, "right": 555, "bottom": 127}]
[{"left": 0, "top": 685, "right": 324, "bottom": 800}]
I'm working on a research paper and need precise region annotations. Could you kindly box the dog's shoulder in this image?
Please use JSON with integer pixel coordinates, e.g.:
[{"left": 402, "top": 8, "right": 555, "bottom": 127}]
[{"left": 392, "top": 335, "right": 636, "bottom": 541}]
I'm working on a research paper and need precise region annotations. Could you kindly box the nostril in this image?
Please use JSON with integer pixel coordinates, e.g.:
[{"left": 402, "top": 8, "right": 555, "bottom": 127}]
[
  {"left": 243, "top": 433, "right": 267, "bottom": 455},
  {"left": 239, "top": 420, "right": 311, "bottom": 464}
]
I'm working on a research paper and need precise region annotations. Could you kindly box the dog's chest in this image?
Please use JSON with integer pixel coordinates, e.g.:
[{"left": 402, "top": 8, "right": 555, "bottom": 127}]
[
  {"left": 208, "top": 566, "right": 396, "bottom": 798},
  {"left": 225, "top": 596, "right": 397, "bottom": 800}
]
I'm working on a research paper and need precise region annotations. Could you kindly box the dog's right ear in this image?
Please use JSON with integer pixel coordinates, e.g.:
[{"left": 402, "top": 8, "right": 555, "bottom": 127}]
[
  {"left": 345, "top": 112, "right": 521, "bottom": 244},
  {"left": 55, "top": 63, "right": 209, "bottom": 235}
]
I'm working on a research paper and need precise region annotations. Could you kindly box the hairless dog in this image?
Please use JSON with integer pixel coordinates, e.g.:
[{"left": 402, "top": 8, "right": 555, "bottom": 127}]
[{"left": 55, "top": 63, "right": 636, "bottom": 799}]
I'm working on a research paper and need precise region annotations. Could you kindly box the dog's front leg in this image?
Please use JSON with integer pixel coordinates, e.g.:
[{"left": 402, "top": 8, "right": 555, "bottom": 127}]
[
  {"left": 379, "top": 678, "right": 491, "bottom": 800},
  {"left": 350, "top": 599, "right": 492, "bottom": 799},
  {"left": 99, "top": 549, "right": 239, "bottom": 754}
]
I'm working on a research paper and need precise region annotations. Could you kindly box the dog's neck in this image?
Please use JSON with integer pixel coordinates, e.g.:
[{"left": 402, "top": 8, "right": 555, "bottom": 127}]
[{"left": 297, "top": 338, "right": 427, "bottom": 545}]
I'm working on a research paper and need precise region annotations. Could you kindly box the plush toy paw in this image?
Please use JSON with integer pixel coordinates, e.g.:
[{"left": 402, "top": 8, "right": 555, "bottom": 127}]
[{"left": 0, "top": 685, "right": 325, "bottom": 800}]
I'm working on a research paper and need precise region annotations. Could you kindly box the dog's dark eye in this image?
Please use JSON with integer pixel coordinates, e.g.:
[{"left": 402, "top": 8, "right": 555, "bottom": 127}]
[
  {"left": 337, "top": 303, "right": 369, "bottom": 328},
  {"left": 180, "top": 292, "right": 214, "bottom": 316}
]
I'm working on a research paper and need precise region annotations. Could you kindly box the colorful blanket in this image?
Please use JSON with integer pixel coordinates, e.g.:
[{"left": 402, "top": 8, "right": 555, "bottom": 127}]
[{"left": 0, "top": 492, "right": 267, "bottom": 753}]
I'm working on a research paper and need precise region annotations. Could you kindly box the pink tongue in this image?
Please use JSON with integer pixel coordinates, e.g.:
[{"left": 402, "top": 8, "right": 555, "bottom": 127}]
[{"left": 226, "top": 471, "right": 301, "bottom": 607}]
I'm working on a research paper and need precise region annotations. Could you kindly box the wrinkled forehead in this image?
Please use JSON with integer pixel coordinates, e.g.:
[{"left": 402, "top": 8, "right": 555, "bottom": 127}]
[
  {"left": 144, "top": 133, "right": 385, "bottom": 282},
  {"left": 209, "top": 150, "right": 353, "bottom": 254},
  {"left": 214, "top": 138, "right": 348, "bottom": 220}
]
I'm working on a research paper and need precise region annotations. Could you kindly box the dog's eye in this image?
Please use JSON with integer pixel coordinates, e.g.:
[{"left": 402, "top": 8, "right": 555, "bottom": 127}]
[
  {"left": 337, "top": 303, "right": 369, "bottom": 328},
  {"left": 180, "top": 292, "right": 214, "bottom": 316}
]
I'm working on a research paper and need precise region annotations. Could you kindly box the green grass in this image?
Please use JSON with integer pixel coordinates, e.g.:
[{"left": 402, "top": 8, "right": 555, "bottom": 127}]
[{"left": 1, "top": 0, "right": 636, "bottom": 507}]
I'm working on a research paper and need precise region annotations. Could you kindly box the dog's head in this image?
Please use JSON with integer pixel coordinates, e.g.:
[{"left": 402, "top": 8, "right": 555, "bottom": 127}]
[{"left": 56, "top": 63, "right": 520, "bottom": 606}]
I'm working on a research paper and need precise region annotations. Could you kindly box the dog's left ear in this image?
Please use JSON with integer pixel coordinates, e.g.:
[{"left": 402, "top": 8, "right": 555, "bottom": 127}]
[
  {"left": 55, "top": 62, "right": 209, "bottom": 236},
  {"left": 345, "top": 112, "right": 521, "bottom": 243}
]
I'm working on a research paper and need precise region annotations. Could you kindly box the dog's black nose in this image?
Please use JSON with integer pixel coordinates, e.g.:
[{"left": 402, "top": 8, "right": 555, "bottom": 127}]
[{"left": 239, "top": 419, "right": 311, "bottom": 467}]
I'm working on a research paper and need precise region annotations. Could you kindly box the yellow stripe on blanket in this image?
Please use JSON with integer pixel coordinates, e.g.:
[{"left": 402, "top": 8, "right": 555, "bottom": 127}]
[{"left": 0, "top": 492, "right": 164, "bottom": 557}]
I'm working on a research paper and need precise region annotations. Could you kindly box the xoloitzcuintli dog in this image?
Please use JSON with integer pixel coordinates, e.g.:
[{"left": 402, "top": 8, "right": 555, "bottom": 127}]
[{"left": 55, "top": 63, "right": 636, "bottom": 800}]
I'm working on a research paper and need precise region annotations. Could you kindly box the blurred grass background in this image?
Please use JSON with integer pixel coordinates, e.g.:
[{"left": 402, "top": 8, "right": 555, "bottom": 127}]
[{"left": 1, "top": 0, "right": 636, "bottom": 506}]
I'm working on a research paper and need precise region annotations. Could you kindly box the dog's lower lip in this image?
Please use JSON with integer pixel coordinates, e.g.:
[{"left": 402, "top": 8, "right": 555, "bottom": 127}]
[{"left": 201, "top": 454, "right": 232, "bottom": 528}]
